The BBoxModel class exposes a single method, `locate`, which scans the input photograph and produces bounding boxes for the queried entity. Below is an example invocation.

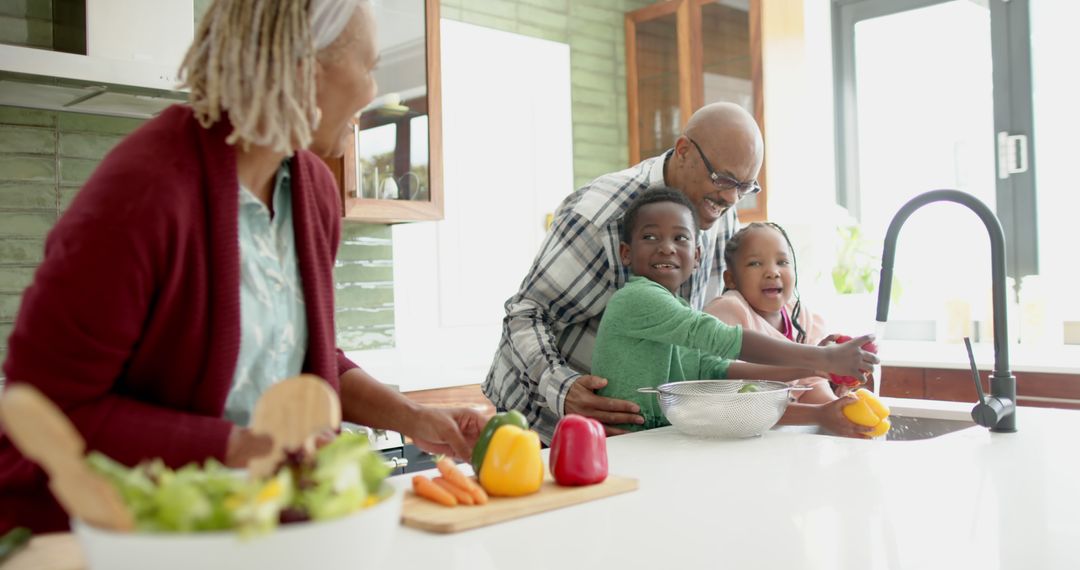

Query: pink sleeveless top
[703,290,830,401]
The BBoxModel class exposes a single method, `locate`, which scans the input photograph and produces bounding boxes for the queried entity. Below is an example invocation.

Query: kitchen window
[832,0,1078,351]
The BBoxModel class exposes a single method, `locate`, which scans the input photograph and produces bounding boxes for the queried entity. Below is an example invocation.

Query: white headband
[310,0,363,50]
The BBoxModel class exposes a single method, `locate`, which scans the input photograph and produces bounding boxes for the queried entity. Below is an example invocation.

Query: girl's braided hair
[723,222,807,343]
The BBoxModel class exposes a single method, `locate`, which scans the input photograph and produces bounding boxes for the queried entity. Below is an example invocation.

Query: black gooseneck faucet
[875,189,1017,432]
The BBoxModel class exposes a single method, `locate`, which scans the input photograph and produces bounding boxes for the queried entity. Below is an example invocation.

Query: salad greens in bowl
[74,432,402,570]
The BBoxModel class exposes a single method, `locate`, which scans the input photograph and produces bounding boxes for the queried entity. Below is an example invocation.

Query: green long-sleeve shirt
[593,276,744,431]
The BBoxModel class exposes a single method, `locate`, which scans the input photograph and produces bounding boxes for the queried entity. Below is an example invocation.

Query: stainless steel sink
[773,415,977,441]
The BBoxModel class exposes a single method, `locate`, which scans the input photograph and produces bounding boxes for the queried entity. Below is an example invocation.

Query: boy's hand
[564,375,645,436]
[816,395,873,438]
[823,334,879,378]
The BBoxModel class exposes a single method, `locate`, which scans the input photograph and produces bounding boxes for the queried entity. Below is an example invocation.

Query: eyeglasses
[687,137,761,197]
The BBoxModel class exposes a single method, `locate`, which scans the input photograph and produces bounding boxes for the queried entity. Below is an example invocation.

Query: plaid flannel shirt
[482,152,739,442]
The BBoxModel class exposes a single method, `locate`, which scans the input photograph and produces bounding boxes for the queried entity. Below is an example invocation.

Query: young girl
[705,222,848,404]
[592,189,877,433]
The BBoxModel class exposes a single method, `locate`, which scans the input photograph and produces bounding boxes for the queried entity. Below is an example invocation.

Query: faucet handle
[963,337,987,406]
[964,337,1007,427]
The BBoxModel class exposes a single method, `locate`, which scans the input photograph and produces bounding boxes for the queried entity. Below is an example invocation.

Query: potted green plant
[828,225,900,332]
[832,225,878,295]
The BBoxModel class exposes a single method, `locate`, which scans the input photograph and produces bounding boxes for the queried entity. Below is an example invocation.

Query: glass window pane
[700,0,759,213]
[852,1,996,342]
[367,0,430,202]
[701,1,752,110]
[1029,0,1080,344]
[409,115,430,201]
[356,124,397,200]
[635,13,681,159]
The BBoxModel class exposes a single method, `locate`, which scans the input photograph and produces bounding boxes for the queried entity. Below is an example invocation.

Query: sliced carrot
[412,475,457,507]
[436,457,489,505]
[433,476,475,505]
[469,476,490,505]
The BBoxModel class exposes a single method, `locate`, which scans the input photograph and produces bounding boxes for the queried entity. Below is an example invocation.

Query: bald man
[483,103,765,442]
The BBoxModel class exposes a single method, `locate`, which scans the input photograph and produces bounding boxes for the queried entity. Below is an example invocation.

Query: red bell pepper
[549,414,608,486]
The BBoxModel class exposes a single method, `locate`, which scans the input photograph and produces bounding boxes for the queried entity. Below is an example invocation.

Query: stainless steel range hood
[0,0,194,119]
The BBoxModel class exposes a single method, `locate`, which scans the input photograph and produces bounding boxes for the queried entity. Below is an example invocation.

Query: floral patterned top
[224,161,308,426]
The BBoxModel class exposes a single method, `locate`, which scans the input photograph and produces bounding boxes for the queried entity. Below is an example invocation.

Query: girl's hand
[832,383,853,397]
[822,334,879,377]
[816,395,873,438]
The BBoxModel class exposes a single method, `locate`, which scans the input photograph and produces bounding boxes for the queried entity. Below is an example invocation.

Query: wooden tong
[246,374,341,479]
[0,384,134,531]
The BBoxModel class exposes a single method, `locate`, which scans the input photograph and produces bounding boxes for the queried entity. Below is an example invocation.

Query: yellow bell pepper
[843,388,892,437]
[478,425,544,497]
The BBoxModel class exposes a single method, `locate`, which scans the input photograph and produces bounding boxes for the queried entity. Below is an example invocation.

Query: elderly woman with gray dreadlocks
[0,0,485,533]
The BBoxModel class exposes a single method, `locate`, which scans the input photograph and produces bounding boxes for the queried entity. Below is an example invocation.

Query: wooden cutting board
[400,475,638,533]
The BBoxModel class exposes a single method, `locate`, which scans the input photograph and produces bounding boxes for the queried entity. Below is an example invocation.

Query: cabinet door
[626,0,767,221]
[626,0,693,164]
[320,0,444,223]
[693,0,766,221]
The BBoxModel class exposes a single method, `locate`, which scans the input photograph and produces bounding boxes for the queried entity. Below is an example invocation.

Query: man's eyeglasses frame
[686,137,761,198]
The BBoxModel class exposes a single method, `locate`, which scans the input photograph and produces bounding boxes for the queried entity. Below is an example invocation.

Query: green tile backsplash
[0,0,52,48]
[0,105,397,369]
[335,221,395,350]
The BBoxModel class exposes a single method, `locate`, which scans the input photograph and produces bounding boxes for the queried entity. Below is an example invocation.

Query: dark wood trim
[676,0,693,133]
[630,0,684,22]
[876,366,1080,410]
[625,12,641,165]
[689,0,705,112]
[876,366,923,399]
[402,384,496,418]
[740,0,767,222]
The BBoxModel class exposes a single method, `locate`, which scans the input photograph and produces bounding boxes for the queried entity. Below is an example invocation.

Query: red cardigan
[0,106,359,533]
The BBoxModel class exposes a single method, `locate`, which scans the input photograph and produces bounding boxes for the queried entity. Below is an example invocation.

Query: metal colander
[637,380,808,438]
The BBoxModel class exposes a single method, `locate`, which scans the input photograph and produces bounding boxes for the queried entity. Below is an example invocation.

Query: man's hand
[405,406,488,461]
[815,395,873,438]
[563,375,644,436]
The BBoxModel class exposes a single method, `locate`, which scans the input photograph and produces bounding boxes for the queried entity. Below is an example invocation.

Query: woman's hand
[224,426,274,468]
[815,395,873,438]
[404,406,488,461]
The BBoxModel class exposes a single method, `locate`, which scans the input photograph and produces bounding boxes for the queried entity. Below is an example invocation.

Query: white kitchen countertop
[387,400,1080,570]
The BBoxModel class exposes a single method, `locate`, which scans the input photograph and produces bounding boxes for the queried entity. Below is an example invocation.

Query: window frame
[831,0,1039,282]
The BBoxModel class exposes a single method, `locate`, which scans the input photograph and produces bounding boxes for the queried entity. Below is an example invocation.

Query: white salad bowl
[73,483,403,570]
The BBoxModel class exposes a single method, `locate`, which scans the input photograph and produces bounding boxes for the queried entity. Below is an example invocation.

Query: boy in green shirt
[594,188,878,431]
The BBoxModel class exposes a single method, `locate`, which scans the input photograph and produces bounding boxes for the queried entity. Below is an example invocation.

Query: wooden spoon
[246,375,341,479]
[0,384,134,531]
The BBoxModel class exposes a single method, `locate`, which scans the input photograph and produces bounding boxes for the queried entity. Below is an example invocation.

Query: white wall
[758,0,850,306]
[347,20,574,392]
